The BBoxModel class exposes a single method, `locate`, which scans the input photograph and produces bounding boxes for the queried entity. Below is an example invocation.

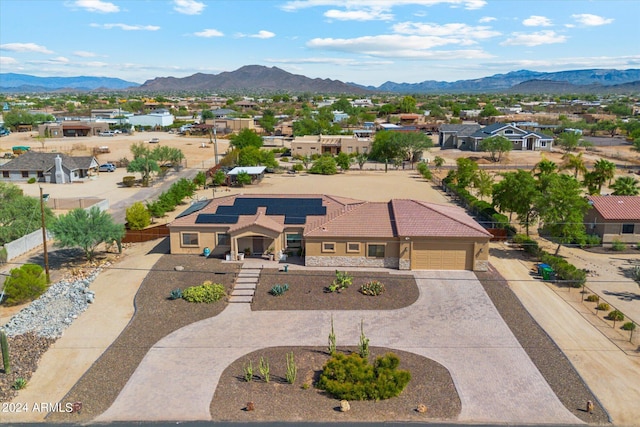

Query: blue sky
[1,0,638,86]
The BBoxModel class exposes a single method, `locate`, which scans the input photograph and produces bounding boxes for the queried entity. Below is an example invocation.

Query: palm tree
[610,176,640,196]
[592,158,617,193]
[561,152,587,179]
[532,158,557,178]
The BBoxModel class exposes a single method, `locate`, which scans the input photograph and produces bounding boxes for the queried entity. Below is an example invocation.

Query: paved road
[96,269,580,424]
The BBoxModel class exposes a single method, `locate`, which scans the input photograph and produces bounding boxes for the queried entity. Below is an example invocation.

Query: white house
[128,109,174,128]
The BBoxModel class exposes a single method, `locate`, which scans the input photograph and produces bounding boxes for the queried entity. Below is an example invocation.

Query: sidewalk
[3,239,166,423]
[490,243,640,426]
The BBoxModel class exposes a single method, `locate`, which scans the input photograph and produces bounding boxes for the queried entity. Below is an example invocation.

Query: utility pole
[213,125,219,165]
[39,186,50,283]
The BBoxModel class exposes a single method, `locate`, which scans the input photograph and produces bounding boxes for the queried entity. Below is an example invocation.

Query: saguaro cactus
[1,330,10,374]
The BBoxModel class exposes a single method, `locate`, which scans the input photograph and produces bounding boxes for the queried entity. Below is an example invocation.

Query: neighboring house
[584,196,640,246]
[291,134,372,157]
[168,194,491,271]
[0,151,99,183]
[440,122,553,151]
[38,121,108,138]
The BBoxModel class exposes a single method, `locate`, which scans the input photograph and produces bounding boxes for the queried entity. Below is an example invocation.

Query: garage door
[411,242,473,270]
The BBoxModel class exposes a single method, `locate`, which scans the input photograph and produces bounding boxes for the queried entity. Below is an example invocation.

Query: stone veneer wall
[474,260,489,272]
[306,256,399,269]
[399,259,411,270]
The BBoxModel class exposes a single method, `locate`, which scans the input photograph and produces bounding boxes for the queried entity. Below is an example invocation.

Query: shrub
[316,352,411,401]
[269,284,289,296]
[622,322,636,331]
[580,234,601,248]
[122,176,136,187]
[182,281,226,303]
[328,270,352,292]
[2,264,47,306]
[0,247,7,265]
[286,352,297,384]
[281,156,289,163]
[243,360,254,382]
[27,177,36,184]
[585,294,600,303]
[168,288,182,300]
[309,156,338,175]
[596,302,611,311]
[259,357,270,382]
[292,163,304,172]
[12,377,27,390]
[608,310,624,322]
[611,239,625,251]
[360,280,386,296]
[126,202,151,230]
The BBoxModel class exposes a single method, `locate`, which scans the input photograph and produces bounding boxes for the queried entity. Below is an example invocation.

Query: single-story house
[226,166,266,185]
[38,121,109,138]
[168,194,492,271]
[584,195,640,246]
[440,122,553,151]
[291,135,372,156]
[0,151,98,183]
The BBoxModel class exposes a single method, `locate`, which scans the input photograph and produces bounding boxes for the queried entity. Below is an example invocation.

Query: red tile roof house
[168,194,492,271]
[585,196,640,247]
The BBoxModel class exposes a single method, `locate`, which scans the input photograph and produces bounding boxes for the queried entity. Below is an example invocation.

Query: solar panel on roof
[176,199,212,219]
[196,197,327,225]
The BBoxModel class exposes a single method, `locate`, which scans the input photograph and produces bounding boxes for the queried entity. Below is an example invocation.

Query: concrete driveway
[96,270,581,425]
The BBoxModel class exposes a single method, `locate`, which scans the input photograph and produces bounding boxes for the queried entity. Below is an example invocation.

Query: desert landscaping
[1,129,640,425]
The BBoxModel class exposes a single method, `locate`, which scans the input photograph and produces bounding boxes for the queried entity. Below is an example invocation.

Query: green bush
[2,264,47,306]
[622,322,636,331]
[611,239,626,251]
[309,156,338,175]
[0,247,7,264]
[316,352,411,401]
[12,377,27,390]
[596,302,611,311]
[328,270,352,292]
[281,156,289,163]
[27,177,36,184]
[125,202,151,230]
[182,281,226,303]
[360,280,385,296]
[608,309,624,322]
[269,284,289,296]
[292,163,304,172]
[513,234,540,256]
[586,294,600,303]
[580,234,601,248]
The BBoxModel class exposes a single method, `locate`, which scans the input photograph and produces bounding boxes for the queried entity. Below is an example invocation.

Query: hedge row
[445,183,513,231]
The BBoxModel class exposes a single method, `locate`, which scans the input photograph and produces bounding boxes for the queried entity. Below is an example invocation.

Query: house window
[622,224,635,234]
[286,233,302,249]
[347,242,361,253]
[37,171,44,178]
[540,141,547,147]
[21,171,29,178]
[322,242,336,253]
[504,130,513,135]
[217,233,230,246]
[181,232,199,247]
[347,146,353,153]
[2,171,8,178]
[367,244,385,258]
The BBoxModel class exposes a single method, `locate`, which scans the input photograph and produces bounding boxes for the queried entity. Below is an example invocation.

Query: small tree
[193,171,207,189]
[309,156,338,175]
[355,152,368,170]
[49,206,125,261]
[479,135,512,162]
[235,171,252,187]
[212,170,226,187]
[126,202,151,230]
[336,152,352,172]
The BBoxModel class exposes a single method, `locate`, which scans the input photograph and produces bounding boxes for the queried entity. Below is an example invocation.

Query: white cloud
[281,0,486,13]
[194,29,224,38]
[69,0,119,13]
[0,43,53,54]
[501,30,567,46]
[173,0,206,15]
[49,56,70,64]
[485,54,640,71]
[522,15,552,27]
[265,57,393,66]
[479,16,496,23]
[85,61,109,68]
[74,50,97,57]
[307,34,493,59]
[251,30,276,39]
[0,56,18,66]
[571,14,613,26]
[90,23,160,31]
[324,8,393,21]
[393,22,501,40]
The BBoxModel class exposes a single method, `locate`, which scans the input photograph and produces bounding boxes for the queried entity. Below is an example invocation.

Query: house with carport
[0,151,98,183]
[168,194,491,271]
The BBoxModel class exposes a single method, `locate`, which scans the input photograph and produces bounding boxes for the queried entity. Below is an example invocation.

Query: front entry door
[252,236,264,254]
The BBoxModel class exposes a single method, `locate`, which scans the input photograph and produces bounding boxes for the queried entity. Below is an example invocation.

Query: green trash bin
[541,266,554,281]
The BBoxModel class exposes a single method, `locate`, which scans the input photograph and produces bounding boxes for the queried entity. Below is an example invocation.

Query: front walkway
[96,268,581,424]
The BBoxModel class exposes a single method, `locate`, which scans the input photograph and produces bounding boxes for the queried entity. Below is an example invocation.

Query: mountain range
[1,66,639,94]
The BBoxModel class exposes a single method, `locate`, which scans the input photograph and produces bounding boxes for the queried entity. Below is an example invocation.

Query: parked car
[99,131,115,137]
[148,137,160,143]
[99,163,116,172]
[0,127,10,137]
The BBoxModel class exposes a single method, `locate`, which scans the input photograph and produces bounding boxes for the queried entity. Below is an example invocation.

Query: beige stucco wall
[584,210,640,246]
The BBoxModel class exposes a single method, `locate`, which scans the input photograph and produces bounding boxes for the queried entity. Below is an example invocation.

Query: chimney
[54,155,65,184]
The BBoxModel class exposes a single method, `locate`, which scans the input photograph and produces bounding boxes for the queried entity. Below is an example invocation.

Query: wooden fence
[123,223,170,243]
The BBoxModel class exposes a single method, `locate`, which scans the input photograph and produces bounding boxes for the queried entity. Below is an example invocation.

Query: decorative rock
[174,265,185,271]
[417,404,428,413]
[340,400,350,412]
[245,401,255,411]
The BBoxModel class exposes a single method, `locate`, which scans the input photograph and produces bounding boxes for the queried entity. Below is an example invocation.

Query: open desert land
[2,130,640,425]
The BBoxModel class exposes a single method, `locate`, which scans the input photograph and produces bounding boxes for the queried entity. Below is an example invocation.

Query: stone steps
[229,267,261,304]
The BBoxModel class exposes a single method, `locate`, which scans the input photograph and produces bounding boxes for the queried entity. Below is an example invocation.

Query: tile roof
[171,194,491,240]
[587,196,640,220]
[392,199,492,237]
